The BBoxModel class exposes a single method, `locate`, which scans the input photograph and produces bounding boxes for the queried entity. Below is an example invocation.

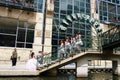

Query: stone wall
[0,47,32,61]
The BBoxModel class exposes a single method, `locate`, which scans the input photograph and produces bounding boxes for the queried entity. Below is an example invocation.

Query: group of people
[10,33,83,70]
[26,50,44,70]
[11,49,44,70]
[58,33,83,60]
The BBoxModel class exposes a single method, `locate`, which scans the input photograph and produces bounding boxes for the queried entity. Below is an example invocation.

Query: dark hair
[31,52,35,58]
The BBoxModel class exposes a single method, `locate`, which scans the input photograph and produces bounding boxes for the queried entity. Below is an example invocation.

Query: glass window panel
[80,2,84,7]
[54,7,59,12]
[0,18,17,34]
[118,15,120,21]
[19,21,27,28]
[86,0,90,3]
[17,43,24,48]
[0,35,15,47]
[108,3,116,13]
[60,0,67,11]
[80,8,85,13]
[26,44,32,48]
[17,29,25,42]
[0,0,44,12]
[52,39,57,45]
[67,5,73,10]
[54,2,59,6]
[118,6,120,14]
[26,30,34,43]
[67,10,72,14]
[60,10,67,14]
[28,24,35,29]
[108,13,116,21]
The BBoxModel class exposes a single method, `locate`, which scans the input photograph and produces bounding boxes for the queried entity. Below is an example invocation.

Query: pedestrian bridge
[37,26,120,76]
[36,12,120,75]
[102,26,120,49]
[38,49,102,75]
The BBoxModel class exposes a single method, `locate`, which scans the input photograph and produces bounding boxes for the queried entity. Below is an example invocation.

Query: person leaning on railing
[70,36,77,54]
[58,40,65,60]
[64,37,72,57]
[37,51,43,67]
[75,33,83,52]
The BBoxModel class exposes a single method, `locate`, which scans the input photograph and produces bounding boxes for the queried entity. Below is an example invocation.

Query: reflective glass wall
[52,0,91,53]
[99,0,120,23]
[0,0,44,12]
[0,17,35,48]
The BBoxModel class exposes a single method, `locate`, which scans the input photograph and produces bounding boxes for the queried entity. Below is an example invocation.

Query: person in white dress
[26,52,37,71]
[75,33,83,51]
[58,40,65,60]
[71,36,77,54]
[65,37,71,57]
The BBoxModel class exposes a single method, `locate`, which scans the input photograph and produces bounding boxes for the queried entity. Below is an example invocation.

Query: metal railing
[37,41,102,68]
[0,0,42,12]
[102,27,120,47]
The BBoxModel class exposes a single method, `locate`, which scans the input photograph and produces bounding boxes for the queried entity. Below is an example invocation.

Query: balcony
[0,0,43,12]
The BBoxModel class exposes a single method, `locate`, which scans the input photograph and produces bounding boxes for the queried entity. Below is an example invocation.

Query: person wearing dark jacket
[11,48,18,66]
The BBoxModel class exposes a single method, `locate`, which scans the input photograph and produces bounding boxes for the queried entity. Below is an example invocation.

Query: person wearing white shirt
[26,52,37,71]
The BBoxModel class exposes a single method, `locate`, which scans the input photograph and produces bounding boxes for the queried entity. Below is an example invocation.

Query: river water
[0,76,87,80]
[0,74,119,80]
[0,75,120,80]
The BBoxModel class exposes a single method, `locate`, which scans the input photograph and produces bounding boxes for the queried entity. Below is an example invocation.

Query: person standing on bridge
[71,36,77,54]
[65,37,72,57]
[58,40,65,60]
[75,33,83,52]
[37,51,43,67]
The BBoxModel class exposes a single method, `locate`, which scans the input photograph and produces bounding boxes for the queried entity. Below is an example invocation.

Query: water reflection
[0,74,81,80]
[0,75,119,80]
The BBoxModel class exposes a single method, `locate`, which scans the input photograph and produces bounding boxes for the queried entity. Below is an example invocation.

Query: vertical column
[43,17,52,53]
[33,13,44,53]
[43,0,54,53]
[91,0,99,49]
[112,61,118,80]
[76,58,88,77]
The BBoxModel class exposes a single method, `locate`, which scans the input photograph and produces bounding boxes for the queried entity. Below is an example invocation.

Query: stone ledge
[0,70,39,77]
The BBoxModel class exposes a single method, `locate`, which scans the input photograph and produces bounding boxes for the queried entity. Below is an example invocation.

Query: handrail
[102,27,120,47]
[0,0,40,12]
[37,41,101,68]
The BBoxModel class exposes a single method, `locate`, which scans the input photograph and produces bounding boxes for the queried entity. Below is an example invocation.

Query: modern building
[0,0,119,61]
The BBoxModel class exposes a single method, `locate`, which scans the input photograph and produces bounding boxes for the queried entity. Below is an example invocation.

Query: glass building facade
[99,0,120,22]
[0,0,120,51]
[52,0,92,53]
[0,0,44,12]
[0,0,45,48]
[0,17,35,48]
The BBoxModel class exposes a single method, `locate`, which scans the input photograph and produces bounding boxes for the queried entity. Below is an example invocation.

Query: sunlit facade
[0,0,119,60]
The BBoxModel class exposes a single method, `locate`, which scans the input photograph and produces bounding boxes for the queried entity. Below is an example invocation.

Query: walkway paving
[0,61,39,76]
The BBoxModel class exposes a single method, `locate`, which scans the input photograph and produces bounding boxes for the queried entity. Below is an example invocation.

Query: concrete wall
[0,6,53,61]
[0,47,32,61]
[76,54,120,77]
[76,54,103,77]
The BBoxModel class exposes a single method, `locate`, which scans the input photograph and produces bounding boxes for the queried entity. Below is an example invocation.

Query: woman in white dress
[75,33,83,51]
[26,52,37,70]
[71,36,77,54]
[58,40,65,60]
[65,37,71,57]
